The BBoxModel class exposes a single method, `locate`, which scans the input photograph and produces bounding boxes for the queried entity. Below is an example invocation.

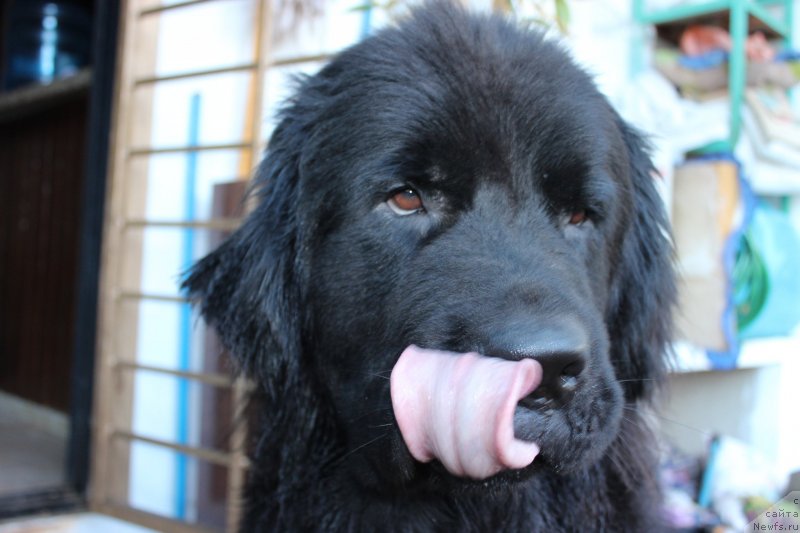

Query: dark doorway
[0,0,119,517]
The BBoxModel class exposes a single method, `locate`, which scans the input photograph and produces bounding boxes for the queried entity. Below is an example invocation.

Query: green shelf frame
[632,0,794,152]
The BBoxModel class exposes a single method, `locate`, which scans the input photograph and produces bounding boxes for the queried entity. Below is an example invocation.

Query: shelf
[747,167,800,195]
[690,139,735,155]
[748,1,790,37]
[633,0,794,152]
[0,69,92,123]
[635,0,791,39]
[670,335,799,373]
[636,0,738,24]
[739,336,800,367]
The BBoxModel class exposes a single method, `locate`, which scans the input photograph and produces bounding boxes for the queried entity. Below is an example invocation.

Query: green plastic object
[736,203,800,338]
[733,230,770,330]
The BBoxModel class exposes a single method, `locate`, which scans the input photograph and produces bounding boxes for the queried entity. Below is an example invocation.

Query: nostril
[559,362,582,392]
[561,360,584,377]
[537,352,584,395]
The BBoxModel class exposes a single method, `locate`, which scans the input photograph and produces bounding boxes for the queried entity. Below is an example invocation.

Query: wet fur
[185,3,675,531]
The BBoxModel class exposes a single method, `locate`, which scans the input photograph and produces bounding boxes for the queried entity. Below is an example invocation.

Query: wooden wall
[0,96,89,412]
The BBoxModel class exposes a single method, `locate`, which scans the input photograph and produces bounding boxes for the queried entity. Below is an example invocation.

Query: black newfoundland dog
[186,2,675,531]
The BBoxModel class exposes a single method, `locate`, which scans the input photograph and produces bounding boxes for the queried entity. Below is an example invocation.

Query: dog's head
[186,2,673,491]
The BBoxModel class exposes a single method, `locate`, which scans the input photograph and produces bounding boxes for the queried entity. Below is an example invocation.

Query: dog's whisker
[351,406,394,420]
[336,368,394,380]
[655,415,715,438]
[330,433,390,467]
[620,414,641,427]
[623,406,713,438]
[605,445,629,476]
[615,420,637,443]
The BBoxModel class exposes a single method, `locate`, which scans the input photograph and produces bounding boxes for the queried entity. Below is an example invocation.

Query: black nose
[484,319,588,402]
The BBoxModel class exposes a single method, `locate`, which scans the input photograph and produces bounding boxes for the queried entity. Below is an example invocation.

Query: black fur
[185,3,675,531]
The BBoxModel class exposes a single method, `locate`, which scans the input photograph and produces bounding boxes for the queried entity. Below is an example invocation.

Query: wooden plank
[128,142,250,156]
[0,69,92,123]
[225,377,251,532]
[111,430,234,467]
[139,0,214,17]
[115,361,235,388]
[124,218,243,231]
[270,53,332,67]
[90,0,158,513]
[118,291,187,303]
[133,63,257,85]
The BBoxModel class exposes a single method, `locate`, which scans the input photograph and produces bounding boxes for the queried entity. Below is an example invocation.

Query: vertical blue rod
[175,93,201,519]
[360,4,373,39]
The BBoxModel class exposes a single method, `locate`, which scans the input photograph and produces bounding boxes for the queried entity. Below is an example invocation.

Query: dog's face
[186,3,673,494]
[306,36,629,478]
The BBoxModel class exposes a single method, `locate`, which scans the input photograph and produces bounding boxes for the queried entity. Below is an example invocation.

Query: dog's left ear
[181,120,307,385]
[608,121,676,402]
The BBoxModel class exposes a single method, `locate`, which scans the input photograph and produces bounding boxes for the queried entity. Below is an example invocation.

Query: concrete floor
[0,394,155,532]
[0,392,67,497]
[0,513,155,533]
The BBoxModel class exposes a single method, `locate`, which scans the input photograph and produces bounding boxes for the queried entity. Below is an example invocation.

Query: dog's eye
[568,210,587,225]
[388,188,424,215]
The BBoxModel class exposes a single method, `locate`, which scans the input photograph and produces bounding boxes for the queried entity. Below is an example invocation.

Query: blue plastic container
[3,1,92,90]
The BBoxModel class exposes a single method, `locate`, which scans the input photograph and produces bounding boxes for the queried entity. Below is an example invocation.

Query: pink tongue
[390,345,543,479]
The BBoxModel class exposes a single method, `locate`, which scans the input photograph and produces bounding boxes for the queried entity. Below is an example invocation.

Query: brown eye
[388,188,424,215]
[568,210,587,225]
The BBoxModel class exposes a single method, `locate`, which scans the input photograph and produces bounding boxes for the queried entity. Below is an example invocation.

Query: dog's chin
[515,404,622,474]
[425,453,579,494]
[402,401,623,494]
[428,460,543,492]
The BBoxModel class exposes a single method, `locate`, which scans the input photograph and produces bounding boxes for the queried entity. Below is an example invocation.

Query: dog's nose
[484,320,588,401]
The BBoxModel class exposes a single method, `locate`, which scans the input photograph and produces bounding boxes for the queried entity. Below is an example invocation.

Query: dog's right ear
[183,123,304,383]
